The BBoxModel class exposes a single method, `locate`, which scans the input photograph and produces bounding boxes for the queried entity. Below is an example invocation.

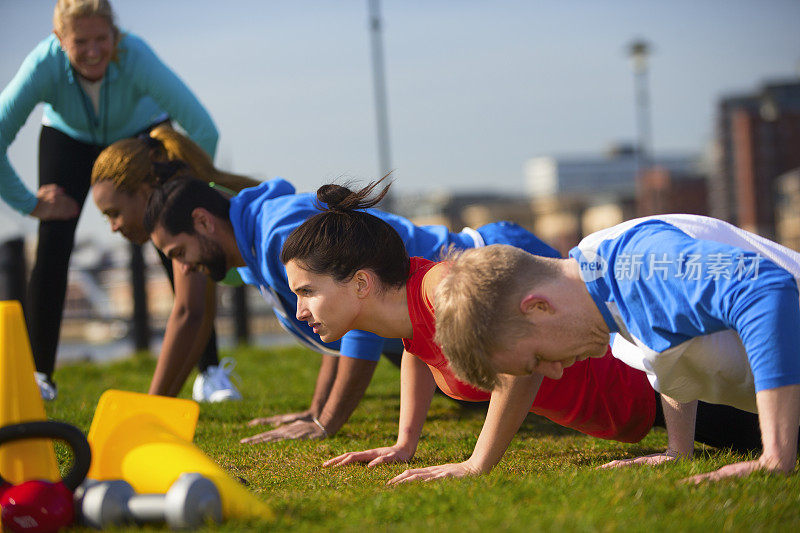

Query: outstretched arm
[323,350,437,467]
[241,355,378,443]
[149,264,215,396]
[685,384,800,483]
[246,353,339,428]
[387,373,542,484]
[600,394,697,469]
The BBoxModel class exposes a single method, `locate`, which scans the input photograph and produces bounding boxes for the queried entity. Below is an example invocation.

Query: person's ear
[191,207,215,235]
[353,270,372,299]
[533,359,564,380]
[520,293,553,320]
[136,182,153,203]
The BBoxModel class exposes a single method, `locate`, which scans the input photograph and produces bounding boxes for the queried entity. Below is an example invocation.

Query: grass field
[46,344,800,532]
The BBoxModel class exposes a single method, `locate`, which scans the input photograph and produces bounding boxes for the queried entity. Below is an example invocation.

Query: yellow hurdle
[87,390,273,521]
[0,300,59,484]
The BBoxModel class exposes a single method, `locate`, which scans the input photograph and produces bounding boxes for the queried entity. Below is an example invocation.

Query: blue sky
[1,0,799,241]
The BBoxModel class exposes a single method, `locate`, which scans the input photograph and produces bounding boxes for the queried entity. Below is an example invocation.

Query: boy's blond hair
[434,244,559,390]
[91,124,258,193]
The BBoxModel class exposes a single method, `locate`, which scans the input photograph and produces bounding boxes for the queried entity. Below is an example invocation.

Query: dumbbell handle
[79,473,222,529]
[126,493,168,523]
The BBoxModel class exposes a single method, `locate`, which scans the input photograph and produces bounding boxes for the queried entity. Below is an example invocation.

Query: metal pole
[629,40,653,171]
[130,242,150,351]
[367,0,393,210]
[232,285,250,345]
[628,39,656,210]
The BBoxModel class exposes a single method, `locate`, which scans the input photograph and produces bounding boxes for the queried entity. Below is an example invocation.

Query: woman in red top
[280,178,761,484]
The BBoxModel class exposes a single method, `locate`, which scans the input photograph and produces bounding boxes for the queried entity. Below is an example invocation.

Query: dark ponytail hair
[281,177,409,289]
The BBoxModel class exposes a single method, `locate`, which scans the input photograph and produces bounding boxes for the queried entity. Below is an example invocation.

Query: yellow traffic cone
[87,390,273,521]
[0,300,59,484]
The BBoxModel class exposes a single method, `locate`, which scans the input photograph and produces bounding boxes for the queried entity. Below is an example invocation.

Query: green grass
[46,344,800,532]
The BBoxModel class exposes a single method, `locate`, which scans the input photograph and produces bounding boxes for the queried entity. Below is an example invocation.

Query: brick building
[710,79,800,239]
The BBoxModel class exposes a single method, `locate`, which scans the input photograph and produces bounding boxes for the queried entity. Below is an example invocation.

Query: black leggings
[26,126,218,378]
[653,393,796,454]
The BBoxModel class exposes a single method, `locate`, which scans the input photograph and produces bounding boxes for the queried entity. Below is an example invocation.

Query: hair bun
[315,176,392,213]
[317,184,354,211]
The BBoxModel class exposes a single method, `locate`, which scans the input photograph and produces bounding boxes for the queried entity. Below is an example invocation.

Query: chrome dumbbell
[79,472,222,529]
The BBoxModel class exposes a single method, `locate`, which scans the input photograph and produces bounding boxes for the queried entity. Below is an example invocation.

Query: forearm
[660,395,698,457]
[395,351,437,454]
[309,354,339,416]
[130,36,219,157]
[149,304,210,395]
[1,63,42,214]
[316,356,378,435]
[756,384,800,472]
[466,373,543,473]
[149,274,215,396]
[172,300,216,396]
[0,156,37,214]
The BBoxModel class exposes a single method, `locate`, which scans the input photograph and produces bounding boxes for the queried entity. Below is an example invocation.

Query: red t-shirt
[402,257,655,443]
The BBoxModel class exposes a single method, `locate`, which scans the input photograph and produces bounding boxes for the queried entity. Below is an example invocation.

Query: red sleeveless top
[402,257,655,442]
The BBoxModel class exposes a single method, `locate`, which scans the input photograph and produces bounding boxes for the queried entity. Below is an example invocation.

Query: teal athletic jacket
[0,32,218,214]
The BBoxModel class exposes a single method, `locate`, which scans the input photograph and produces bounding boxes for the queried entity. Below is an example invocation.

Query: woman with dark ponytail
[282,179,765,484]
[91,125,259,401]
[281,180,409,293]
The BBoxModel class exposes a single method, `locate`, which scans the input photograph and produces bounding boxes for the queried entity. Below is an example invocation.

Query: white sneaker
[192,358,242,403]
[34,372,58,401]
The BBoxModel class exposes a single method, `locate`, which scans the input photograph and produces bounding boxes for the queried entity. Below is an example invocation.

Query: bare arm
[323,350,437,467]
[388,373,543,484]
[246,353,339,428]
[241,355,379,443]
[600,395,697,469]
[662,395,697,458]
[148,262,215,396]
[685,384,800,483]
[309,354,339,415]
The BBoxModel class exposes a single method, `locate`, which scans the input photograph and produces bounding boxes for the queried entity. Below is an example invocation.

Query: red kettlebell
[0,421,91,533]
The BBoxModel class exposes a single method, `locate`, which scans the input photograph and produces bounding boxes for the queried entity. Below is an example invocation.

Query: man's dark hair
[280,177,409,288]
[144,176,230,237]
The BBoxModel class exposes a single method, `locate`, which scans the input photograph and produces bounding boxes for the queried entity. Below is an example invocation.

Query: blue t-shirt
[0,33,218,214]
[570,214,800,412]
[230,179,559,361]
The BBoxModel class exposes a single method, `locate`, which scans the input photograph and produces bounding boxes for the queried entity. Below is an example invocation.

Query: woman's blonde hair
[53,0,121,46]
[91,124,259,194]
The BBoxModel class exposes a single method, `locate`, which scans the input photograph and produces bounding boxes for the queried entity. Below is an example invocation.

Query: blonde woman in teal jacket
[0,0,218,399]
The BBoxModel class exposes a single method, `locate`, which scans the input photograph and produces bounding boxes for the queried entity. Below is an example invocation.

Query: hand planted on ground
[387,461,478,485]
[323,445,412,468]
[240,419,324,444]
[247,410,313,428]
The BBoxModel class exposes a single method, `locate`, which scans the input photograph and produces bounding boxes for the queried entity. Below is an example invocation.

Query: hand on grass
[323,445,413,468]
[30,185,79,220]
[387,461,478,485]
[682,455,793,484]
[598,450,679,469]
[240,419,325,444]
[247,410,313,428]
